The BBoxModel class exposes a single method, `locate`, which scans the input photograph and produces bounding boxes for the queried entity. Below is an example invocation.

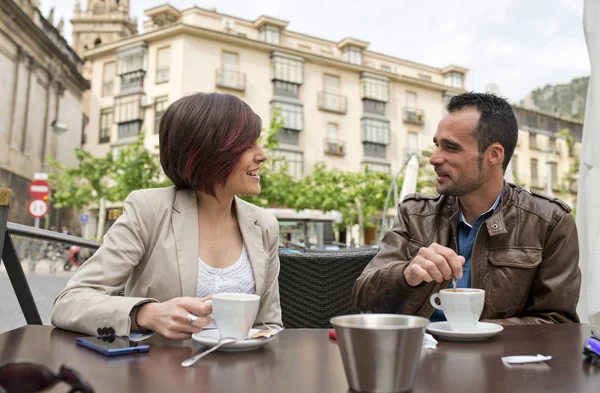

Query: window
[381,65,391,72]
[118,121,141,140]
[549,137,557,151]
[531,158,539,184]
[218,51,241,89]
[529,132,537,149]
[363,162,391,174]
[327,123,338,141]
[361,76,389,102]
[260,25,280,45]
[154,96,168,134]
[444,72,463,89]
[99,109,113,143]
[362,118,390,145]
[341,46,362,65]
[272,149,303,180]
[321,74,342,111]
[364,143,386,158]
[156,46,171,84]
[363,99,385,115]
[118,51,146,74]
[273,81,299,98]
[407,132,418,159]
[102,62,116,97]
[114,94,141,123]
[272,55,303,84]
[406,92,417,109]
[273,102,303,131]
[324,74,340,94]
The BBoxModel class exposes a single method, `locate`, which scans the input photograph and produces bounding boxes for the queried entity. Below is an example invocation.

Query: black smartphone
[76,336,150,357]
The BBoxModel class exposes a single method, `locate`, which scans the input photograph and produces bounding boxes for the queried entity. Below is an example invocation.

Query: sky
[39,0,590,103]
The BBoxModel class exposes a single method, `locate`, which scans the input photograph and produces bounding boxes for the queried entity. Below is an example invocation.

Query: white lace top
[196,244,256,298]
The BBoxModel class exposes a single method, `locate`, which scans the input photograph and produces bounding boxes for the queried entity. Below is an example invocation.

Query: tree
[242,106,299,208]
[50,132,169,238]
[558,128,579,217]
[416,148,437,194]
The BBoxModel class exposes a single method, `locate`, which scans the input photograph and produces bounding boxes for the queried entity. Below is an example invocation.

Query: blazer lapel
[235,197,267,296]
[172,188,199,297]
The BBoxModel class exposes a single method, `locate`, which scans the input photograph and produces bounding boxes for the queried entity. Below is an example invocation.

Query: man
[352,92,581,324]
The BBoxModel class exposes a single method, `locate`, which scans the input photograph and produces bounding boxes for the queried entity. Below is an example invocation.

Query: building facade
[75,3,582,243]
[511,106,582,209]
[80,4,468,180]
[0,0,89,226]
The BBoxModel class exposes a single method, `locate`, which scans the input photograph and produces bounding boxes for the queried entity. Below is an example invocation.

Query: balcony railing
[324,138,345,156]
[403,107,425,125]
[119,70,145,93]
[216,69,246,91]
[318,92,347,114]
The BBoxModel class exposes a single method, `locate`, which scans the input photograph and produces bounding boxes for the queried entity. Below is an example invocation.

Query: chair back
[278,249,377,328]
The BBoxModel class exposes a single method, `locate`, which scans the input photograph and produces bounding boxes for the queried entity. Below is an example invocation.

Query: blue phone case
[76,337,150,357]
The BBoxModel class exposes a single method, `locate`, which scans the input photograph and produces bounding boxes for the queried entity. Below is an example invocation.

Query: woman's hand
[136,296,213,340]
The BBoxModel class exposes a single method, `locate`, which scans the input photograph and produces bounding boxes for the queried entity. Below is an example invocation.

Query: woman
[52,93,282,340]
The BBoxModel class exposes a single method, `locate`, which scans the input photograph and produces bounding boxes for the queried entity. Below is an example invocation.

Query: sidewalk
[0,257,77,277]
[0,258,75,333]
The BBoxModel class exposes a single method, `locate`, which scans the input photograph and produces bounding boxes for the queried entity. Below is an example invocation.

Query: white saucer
[191,329,275,352]
[426,322,504,341]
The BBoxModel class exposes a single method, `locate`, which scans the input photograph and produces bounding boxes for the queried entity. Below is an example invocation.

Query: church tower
[71,0,137,57]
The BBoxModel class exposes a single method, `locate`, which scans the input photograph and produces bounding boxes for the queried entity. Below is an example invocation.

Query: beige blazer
[51,187,282,337]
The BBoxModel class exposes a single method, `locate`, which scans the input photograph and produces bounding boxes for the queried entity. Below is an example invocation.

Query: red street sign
[29,179,50,200]
[28,199,49,218]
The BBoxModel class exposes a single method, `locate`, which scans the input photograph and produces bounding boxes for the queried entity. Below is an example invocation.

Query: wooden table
[0,324,599,392]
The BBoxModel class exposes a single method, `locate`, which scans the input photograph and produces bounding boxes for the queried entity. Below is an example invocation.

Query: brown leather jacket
[352,182,581,324]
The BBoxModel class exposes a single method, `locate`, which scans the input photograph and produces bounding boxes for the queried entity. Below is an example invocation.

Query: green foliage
[49,132,170,209]
[523,76,588,121]
[297,164,393,228]
[557,128,579,209]
[241,107,393,229]
[416,149,437,194]
[108,133,172,201]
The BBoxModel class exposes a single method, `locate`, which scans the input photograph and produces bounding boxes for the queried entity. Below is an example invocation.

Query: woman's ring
[186,313,198,325]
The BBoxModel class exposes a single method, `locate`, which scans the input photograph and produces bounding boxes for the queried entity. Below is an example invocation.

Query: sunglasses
[0,361,94,393]
[583,332,600,364]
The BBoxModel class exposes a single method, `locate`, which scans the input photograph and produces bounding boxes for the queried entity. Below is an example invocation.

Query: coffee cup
[429,289,485,332]
[205,293,260,339]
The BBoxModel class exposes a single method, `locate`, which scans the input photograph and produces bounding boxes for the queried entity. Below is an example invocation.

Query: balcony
[216,69,246,91]
[403,107,425,125]
[119,70,145,93]
[324,138,345,156]
[318,92,347,114]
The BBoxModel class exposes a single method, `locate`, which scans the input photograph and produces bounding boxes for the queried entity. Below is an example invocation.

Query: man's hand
[136,296,213,340]
[403,243,465,287]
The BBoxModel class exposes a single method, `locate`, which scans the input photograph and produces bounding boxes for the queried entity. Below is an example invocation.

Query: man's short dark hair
[159,92,262,196]
[447,92,518,171]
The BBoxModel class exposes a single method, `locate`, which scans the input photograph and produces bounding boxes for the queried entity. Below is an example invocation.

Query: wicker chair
[278,249,377,328]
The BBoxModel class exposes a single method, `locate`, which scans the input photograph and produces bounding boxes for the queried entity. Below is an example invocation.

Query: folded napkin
[329,329,437,349]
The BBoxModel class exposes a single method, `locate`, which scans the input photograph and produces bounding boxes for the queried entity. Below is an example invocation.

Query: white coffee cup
[430,289,485,332]
[205,293,260,339]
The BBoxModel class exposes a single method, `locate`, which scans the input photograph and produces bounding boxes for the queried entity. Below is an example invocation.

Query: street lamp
[47,120,68,230]
[541,147,554,196]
